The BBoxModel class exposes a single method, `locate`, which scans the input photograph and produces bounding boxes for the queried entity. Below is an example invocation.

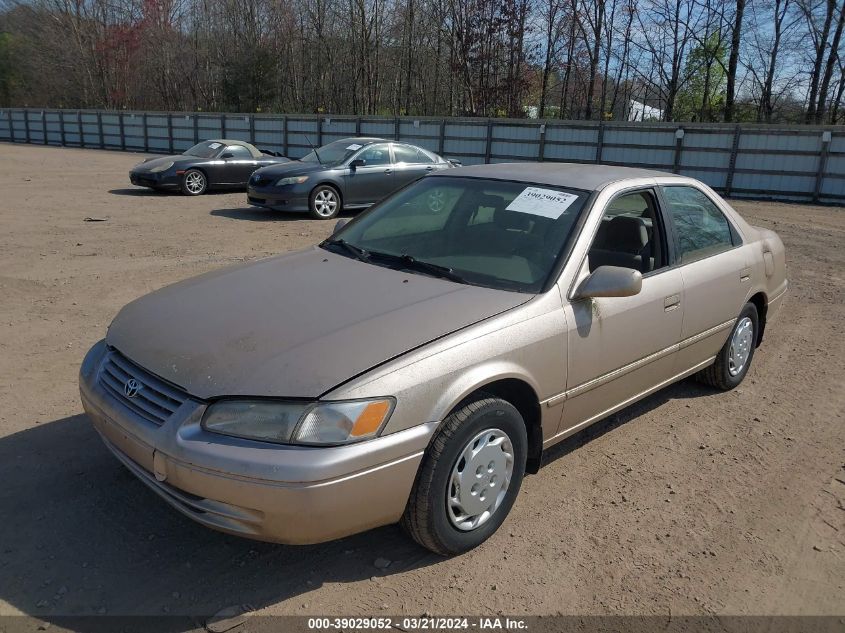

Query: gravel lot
[0,144,842,623]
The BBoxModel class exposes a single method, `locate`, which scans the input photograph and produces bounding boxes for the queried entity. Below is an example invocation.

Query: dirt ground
[0,143,842,623]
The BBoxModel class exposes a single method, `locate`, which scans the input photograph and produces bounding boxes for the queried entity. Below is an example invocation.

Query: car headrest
[499,211,532,232]
[606,216,648,252]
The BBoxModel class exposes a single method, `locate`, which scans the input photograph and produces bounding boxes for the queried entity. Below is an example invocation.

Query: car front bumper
[246,184,311,212]
[79,340,434,544]
[129,170,180,189]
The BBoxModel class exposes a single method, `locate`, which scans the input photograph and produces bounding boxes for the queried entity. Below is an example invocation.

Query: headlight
[149,161,174,173]
[202,398,394,445]
[275,175,309,186]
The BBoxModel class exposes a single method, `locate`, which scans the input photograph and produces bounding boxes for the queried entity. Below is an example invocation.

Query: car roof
[430,162,671,192]
[207,139,262,158]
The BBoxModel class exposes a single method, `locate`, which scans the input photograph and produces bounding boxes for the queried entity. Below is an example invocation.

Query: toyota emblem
[124,378,143,398]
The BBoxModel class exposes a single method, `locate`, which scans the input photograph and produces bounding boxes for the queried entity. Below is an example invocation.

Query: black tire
[308,184,342,220]
[696,302,759,390]
[180,169,207,196]
[401,395,527,556]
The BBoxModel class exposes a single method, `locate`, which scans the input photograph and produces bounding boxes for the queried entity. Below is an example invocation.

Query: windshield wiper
[392,254,466,284]
[322,238,370,262]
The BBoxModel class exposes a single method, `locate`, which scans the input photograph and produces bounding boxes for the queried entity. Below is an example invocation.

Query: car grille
[251,174,272,187]
[98,350,188,425]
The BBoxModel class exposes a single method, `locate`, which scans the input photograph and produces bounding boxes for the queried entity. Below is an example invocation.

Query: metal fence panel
[0,108,842,202]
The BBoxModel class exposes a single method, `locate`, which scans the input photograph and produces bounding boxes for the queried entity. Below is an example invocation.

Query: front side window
[356,144,391,166]
[588,190,666,274]
[663,186,735,264]
[225,145,252,159]
[326,176,590,293]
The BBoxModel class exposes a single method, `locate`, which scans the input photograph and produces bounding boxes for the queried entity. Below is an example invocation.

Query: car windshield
[324,176,590,293]
[183,141,224,158]
[301,139,369,165]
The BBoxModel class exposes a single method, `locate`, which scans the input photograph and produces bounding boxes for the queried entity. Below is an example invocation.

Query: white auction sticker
[506,187,578,219]
[208,142,222,149]
[346,144,363,151]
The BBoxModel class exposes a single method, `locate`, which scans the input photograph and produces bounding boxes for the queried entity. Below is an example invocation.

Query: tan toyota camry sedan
[79,163,787,555]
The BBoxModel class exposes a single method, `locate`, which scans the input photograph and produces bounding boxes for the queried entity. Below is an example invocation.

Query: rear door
[659,184,751,371]
[391,144,436,189]
[344,143,395,206]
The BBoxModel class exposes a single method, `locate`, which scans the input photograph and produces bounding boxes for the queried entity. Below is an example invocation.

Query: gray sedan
[247,137,456,219]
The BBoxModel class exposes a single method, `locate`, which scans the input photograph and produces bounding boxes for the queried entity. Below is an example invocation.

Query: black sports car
[129,140,290,195]
[246,138,457,219]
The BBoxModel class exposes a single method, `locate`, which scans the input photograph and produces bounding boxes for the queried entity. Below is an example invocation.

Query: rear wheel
[181,169,207,196]
[401,395,527,556]
[696,302,759,390]
[309,185,341,220]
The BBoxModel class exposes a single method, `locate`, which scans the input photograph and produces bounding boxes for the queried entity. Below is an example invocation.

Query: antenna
[304,135,322,164]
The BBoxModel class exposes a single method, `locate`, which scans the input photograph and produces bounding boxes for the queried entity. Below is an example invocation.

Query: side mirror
[220,152,234,159]
[573,266,642,300]
[349,158,366,169]
[332,218,349,234]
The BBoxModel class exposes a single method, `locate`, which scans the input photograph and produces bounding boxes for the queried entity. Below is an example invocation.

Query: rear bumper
[79,340,433,544]
[246,185,310,212]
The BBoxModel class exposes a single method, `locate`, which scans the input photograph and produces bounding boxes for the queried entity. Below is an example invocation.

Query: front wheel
[401,396,527,556]
[309,185,341,220]
[696,302,759,390]
[181,169,207,196]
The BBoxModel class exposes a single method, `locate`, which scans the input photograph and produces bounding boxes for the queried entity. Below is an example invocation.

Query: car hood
[253,161,328,179]
[133,155,197,171]
[106,248,531,399]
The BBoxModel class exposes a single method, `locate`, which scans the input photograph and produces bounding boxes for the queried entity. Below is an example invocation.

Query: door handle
[425,166,434,171]
[384,169,392,174]
[740,268,751,282]
[664,294,680,312]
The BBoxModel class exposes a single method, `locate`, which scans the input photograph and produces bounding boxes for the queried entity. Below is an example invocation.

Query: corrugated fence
[1,108,843,203]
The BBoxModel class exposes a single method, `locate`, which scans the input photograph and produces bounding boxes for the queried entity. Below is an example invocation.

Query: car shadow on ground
[210,208,357,222]
[0,414,439,629]
[541,378,718,467]
[109,189,234,197]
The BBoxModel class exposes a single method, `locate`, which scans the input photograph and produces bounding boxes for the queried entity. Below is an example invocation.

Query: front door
[222,144,259,184]
[559,189,685,437]
[344,143,395,206]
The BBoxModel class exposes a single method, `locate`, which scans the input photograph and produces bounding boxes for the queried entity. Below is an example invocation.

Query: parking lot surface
[0,144,842,620]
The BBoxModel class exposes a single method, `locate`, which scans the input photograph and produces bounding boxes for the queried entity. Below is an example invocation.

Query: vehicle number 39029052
[307,617,473,630]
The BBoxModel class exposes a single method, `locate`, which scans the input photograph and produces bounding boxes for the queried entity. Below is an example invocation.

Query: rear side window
[393,144,435,164]
[662,186,736,264]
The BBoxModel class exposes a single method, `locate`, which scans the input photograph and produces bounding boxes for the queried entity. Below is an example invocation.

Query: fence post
[59,110,66,146]
[595,121,605,163]
[192,113,199,144]
[7,110,13,142]
[317,116,323,145]
[439,119,446,156]
[282,115,288,156]
[142,112,148,152]
[538,123,547,161]
[42,111,48,145]
[118,112,125,151]
[249,114,255,145]
[394,117,400,140]
[813,130,832,203]
[24,109,30,143]
[484,119,493,163]
[97,111,104,149]
[725,125,741,197]
[673,128,684,174]
[78,110,85,148]
[167,113,173,153]
[220,113,227,138]
[355,117,361,136]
